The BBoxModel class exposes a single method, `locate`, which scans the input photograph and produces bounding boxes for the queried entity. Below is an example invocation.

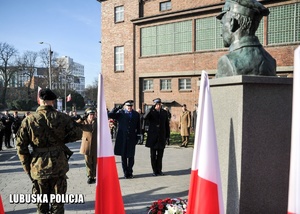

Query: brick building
[98,0,300,130]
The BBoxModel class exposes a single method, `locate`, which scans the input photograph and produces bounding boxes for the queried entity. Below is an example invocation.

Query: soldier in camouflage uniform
[16,88,83,214]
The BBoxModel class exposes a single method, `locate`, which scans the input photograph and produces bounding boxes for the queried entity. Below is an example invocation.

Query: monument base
[210,76,293,213]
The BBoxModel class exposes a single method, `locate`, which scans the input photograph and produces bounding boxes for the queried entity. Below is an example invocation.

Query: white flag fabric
[37,86,42,104]
[187,70,224,214]
[95,74,125,214]
[288,46,300,214]
[66,94,71,102]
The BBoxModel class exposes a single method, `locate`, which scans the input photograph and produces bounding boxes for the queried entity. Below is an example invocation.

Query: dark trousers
[150,148,164,174]
[0,131,4,150]
[4,130,12,147]
[121,156,134,176]
[32,176,67,214]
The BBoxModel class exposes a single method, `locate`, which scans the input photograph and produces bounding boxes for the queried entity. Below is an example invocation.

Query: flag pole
[95,74,125,214]
[187,70,224,214]
[287,46,300,214]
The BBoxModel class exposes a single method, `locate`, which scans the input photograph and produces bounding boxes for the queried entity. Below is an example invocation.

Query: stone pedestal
[210,76,293,214]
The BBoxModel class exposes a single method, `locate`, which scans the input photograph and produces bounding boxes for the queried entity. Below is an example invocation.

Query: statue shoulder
[216,55,235,77]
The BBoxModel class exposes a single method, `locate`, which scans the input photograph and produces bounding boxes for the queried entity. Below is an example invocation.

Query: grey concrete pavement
[0,141,193,214]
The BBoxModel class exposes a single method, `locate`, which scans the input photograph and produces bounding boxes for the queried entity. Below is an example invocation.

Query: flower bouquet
[147,197,188,214]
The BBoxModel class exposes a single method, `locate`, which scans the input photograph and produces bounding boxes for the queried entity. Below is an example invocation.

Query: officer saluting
[16,88,82,214]
[144,98,170,176]
[108,100,140,179]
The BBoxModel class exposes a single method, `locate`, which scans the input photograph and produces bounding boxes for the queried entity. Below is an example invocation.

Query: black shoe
[127,174,134,179]
[152,173,157,176]
[180,144,185,147]
[157,172,165,176]
[87,177,95,184]
[8,145,13,148]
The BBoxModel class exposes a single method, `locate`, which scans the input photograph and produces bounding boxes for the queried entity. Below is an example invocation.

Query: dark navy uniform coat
[108,108,140,158]
[143,107,170,150]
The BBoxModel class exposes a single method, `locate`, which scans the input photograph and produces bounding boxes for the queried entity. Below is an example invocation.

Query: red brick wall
[101,0,139,108]
[100,0,299,130]
[143,0,225,17]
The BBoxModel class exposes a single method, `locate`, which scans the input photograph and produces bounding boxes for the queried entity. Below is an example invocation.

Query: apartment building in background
[98,0,300,130]
[55,56,86,96]
[6,56,85,96]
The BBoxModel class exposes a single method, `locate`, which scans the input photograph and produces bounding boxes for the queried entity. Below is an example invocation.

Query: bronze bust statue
[216,0,276,78]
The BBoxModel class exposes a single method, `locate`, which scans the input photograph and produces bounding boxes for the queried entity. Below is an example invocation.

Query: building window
[141,20,192,56]
[143,79,153,91]
[160,1,171,11]
[268,3,300,45]
[179,78,191,90]
[115,5,124,23]
[196,17,223,51]
[160,79,171,90]
[114,46,124,72]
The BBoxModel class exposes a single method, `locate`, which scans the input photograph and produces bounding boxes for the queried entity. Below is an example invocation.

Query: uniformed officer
[77,107,98,184]
[108,100,140,179]
[144,98,170,176]
[216,0,276,77]
[16,88,82,214]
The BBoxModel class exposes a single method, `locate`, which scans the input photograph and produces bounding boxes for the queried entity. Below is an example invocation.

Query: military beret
[85,107,96,115]
[124,100,134,106]
[216,0,269,20]
[153,98,162,104]
[39,88,57,100]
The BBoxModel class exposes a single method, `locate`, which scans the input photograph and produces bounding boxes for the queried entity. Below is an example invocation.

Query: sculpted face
[220,12,233,47]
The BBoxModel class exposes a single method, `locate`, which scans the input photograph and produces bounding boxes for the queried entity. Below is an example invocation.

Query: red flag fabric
[287,46,300,214]
[66,94,71,102]
[0,194,5,214]
[95,74,125,214]
[187,71,224,214]
[37,86,42,104]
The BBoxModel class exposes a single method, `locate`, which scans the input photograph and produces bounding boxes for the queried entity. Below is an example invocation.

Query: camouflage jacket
[16,105,83,180]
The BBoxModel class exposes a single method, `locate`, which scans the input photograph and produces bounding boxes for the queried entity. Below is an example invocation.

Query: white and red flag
[287,46,300,214]
[187,70,224,214]
[37,86,42,104]
[95,74,125,214]
[66,94,71,102]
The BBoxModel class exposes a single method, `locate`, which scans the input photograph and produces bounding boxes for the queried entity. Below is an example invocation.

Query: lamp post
[39,42,52,89]
[65,74,67,112]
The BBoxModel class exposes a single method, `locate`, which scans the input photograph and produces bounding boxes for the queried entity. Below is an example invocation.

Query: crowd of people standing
[2,88,197,213]
[0,110,29,150]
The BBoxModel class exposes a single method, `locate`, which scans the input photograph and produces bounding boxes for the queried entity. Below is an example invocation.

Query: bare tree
[0,42,19,106]
[17,51,38,98]
[39,48,58,88]
[84,78,98,106]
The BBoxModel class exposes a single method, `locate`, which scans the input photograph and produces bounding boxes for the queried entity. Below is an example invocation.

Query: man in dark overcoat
[108,100,140,179]
[144,98,170,176]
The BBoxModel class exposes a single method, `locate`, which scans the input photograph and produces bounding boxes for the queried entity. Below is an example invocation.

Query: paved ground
[0,141,193,214]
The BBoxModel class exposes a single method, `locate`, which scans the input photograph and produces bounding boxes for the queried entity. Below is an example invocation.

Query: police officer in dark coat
[1,110,13,148]
[108,100,140,179]
[144,98,170,176]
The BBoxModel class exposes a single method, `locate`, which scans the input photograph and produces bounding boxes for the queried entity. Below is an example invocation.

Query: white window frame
[143,79,153,91]
[160,1,171,11]
[179,78,191,90]
[114,46,124,72]
[115,5,124,23]
[160,79,171,90]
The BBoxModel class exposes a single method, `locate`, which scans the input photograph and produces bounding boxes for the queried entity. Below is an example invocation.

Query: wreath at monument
[147,197,187,214]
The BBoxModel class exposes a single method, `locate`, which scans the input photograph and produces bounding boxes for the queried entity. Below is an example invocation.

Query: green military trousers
[32,176,67,214]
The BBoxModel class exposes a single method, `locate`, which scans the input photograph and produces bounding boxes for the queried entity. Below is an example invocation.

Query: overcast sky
[0,0,102,87]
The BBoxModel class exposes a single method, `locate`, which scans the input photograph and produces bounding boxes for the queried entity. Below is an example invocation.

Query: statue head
[217,0,269,47]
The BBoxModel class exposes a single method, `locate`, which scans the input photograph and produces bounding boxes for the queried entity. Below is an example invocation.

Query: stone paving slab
[0,141,193,214]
